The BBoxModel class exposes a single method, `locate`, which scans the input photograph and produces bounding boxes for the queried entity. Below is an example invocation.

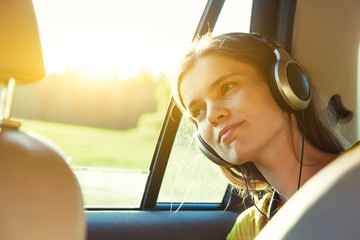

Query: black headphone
[196,32,311,168]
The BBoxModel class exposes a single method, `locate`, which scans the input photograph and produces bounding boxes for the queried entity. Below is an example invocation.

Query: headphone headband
[249,32,311,112]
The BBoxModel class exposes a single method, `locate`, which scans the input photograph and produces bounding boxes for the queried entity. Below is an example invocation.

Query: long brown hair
[173,32,347,196]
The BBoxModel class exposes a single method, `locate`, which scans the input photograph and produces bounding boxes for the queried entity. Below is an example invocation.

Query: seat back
[290,0,359,142]
[0,128,87,240]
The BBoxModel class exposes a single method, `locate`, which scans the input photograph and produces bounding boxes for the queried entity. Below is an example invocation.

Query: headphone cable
[297,111,305,190]
[239,169,270,221]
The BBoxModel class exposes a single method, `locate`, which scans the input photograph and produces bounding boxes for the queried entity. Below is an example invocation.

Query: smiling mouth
[218,122,243,144]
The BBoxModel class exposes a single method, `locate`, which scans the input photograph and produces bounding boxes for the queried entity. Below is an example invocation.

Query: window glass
[212,0,253,36]
[158,0,253,205]
[13,0,207,208]
[158,117,228,204]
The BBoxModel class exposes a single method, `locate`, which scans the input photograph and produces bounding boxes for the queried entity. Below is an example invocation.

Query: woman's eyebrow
[187,72,242,110]
[208,72,242,92]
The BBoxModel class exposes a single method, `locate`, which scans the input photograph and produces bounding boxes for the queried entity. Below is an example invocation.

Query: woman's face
[180,53,289,165]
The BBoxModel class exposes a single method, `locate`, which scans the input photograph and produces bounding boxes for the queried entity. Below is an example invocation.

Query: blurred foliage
[13,69,166,130]
[16,69,172,168]
[137,74,171,133]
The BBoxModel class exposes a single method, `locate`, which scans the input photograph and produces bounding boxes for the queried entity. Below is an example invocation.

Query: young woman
[172,32,357,239]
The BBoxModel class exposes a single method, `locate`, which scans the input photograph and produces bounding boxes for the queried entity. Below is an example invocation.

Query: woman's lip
[218,122,243,143]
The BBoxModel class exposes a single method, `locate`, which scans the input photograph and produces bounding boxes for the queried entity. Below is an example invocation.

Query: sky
[32,0,252,79]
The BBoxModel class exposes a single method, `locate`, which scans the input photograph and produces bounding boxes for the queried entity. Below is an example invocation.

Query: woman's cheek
[199,126,216,148]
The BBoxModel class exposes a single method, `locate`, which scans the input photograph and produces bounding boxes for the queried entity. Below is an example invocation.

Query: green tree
[137,75,171,134]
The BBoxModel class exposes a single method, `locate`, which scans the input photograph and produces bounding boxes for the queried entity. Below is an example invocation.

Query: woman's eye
[191,108,204,119]
[221,82,235,95]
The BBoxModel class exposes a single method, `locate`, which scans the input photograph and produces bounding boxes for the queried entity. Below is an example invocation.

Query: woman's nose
[206,103,229,126]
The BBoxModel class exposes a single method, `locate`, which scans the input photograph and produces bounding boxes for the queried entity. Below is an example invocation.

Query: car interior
[0,0,358,239]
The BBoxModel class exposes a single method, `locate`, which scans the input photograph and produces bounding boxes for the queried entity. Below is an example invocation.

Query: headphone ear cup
[269,48,311,112]
[195,132,234,168]
[269,65,295,112]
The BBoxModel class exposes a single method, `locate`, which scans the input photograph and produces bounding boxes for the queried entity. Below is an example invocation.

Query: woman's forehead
[180,54,258,85]
[181,54,240,82]
[179,54,261,107]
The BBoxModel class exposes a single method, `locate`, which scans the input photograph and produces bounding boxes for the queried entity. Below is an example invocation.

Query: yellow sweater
[226,192,275,240]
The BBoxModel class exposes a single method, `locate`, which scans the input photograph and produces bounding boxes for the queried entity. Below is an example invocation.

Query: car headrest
[0,0,45,85]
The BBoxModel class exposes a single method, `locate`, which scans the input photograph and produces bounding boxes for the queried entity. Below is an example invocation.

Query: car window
[157,117,228,204]
[212,0,252,36]
[13,0,252,208]
[158,0,253,205]
[13,0,208,208]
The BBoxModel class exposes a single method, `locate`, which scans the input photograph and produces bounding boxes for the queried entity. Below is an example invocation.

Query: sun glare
[32,0,201,79]
[33,0,252,80]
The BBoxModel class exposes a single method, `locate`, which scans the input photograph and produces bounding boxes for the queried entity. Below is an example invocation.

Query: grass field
[17,118,158,170]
